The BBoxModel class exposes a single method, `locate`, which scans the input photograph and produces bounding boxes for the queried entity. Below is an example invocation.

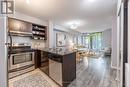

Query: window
[84,32,102,51]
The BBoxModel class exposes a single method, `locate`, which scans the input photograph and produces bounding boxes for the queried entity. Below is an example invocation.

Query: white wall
[0,17,8,87]
[111,17,118,68]
[102,29,112,48]
[47,21,54,48]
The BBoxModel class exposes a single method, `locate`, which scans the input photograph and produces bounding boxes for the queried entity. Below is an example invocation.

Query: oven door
[9,52,34,70]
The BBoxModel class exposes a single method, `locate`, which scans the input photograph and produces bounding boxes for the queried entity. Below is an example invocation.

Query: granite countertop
[36,48,76,56]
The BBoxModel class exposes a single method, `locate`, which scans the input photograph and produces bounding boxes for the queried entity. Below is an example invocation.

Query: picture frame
[56,33,66,47]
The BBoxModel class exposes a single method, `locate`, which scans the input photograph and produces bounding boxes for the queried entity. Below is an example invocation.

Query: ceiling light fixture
[70,23,78,29]
[26,0,30,4]
[67,20,83,30]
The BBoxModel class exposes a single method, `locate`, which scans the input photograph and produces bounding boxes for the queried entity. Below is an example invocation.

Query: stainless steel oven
[7,42,35,78]
[9,52,34,70]
[8,50,35,79]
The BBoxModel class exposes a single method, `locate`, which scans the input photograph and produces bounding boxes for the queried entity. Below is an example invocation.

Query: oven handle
[11,52,34,56]
[8,31,12,58]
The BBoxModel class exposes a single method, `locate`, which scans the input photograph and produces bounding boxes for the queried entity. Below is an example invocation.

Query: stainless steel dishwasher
[49,54,63,86]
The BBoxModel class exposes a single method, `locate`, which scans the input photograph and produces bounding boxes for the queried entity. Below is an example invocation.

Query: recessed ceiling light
[26,0,30,4]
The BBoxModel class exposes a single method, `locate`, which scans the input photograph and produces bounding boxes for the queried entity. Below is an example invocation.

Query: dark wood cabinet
[35,50,76,87]
[34,50,41,68]
[8,18,32,35]
[62,53,76,87]
[35,50,49,75]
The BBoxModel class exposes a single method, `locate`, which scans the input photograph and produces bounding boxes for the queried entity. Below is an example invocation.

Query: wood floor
[68,56,117,87]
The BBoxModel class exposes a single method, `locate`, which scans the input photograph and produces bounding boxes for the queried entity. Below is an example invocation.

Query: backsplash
[8,36,46,49]
[31,40,46,49]
[11,36,31,44]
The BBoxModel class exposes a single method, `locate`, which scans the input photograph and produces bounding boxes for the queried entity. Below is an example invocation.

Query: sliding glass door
[84,32,102,51]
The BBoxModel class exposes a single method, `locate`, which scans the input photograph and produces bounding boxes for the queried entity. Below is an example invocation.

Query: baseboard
[111,63,117,69]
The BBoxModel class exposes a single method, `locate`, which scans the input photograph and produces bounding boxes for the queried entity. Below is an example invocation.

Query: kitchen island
[35,48,76,87]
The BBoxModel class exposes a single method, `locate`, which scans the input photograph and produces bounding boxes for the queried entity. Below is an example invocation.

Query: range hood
[9,31,32,37]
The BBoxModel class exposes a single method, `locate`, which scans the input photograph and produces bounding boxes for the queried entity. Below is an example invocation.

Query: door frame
[123,0,128,87]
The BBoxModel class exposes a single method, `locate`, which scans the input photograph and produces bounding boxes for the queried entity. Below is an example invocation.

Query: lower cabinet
[35,50,76,87]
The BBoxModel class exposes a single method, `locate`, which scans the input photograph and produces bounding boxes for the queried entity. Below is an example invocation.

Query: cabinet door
[20,20,32,33]
[8,18,32,33]
[8,18,21,32]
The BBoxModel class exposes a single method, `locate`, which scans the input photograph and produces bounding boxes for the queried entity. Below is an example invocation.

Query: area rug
[9,69,59,87]
[13,73,52,87]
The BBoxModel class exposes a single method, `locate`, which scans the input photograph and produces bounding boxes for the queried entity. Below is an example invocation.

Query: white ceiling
[15,0,117,33]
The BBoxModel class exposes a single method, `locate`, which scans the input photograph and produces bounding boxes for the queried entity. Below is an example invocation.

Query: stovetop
[8,43,34,54]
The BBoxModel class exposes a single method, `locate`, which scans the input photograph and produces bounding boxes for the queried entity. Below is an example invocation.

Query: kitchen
[6,11,80,87]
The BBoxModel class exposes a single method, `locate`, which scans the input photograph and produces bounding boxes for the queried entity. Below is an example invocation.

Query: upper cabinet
[8,18,47,40]
[8,18,32,36]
